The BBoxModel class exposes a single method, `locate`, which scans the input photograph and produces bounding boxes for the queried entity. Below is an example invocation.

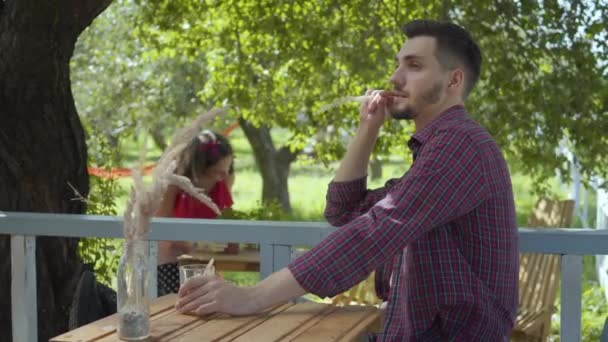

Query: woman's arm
[156,185,179,217]
[226,173,235,192]
[155,185,187,264]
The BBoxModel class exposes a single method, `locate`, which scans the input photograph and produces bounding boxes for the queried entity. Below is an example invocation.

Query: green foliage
[71,0,213,156]
[221,271,260,287]
[220,200,291,221]
[136,0,415,161]
[75,0,607,207]
[134,0,608,194]
[577,257,608,341]
[77,131,125,287]
[454,2,608,189]
[85,135,123,216]
[551,279,608,341]
[580,284,608,341]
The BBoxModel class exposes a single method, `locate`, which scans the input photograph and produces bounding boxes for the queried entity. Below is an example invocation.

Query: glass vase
[117,240,150,341]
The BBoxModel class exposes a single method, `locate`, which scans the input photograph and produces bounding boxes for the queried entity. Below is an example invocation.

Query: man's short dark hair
[402,20,482,98]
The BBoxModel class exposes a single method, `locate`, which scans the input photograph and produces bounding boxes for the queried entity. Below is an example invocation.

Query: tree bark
[238,117,297,213]
[0,0,113,340]
[151,124,168,151]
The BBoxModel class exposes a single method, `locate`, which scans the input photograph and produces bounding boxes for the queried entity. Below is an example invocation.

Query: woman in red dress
[155,130,235,296]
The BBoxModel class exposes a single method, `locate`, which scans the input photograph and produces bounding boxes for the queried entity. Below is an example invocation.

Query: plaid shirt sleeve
[374,254,397,300]
[324,176,401,300]
[324,177,400,227]
[288,128,488,298]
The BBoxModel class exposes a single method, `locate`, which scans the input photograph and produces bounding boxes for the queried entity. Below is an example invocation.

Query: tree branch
[237,116,276,164]
[277,145,299,164]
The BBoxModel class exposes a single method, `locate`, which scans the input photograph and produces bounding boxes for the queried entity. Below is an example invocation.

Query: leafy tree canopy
[77,0,608,191]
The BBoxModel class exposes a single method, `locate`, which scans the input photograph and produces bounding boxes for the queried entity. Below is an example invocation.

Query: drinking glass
[179,263,214,286]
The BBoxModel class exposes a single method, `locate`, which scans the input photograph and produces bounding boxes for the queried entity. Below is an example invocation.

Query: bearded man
[175,19,519,341]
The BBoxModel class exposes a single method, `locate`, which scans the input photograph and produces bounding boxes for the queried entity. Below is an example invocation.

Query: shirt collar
[408,105,467,154]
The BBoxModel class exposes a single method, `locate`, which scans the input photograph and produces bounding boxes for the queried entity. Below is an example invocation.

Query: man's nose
[389,69,404,89]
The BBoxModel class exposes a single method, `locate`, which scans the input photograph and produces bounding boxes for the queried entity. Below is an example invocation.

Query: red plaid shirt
[288,105,519,341]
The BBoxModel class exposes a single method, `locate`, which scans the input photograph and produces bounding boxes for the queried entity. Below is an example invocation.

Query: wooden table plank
[51,295,381,342]
[95,311,208,342]
[50,294,178,342]
[276,306,337,341]
[229,302,332,342]
[291,305,380,342]
[337,309,381,342]
[158,303,293,342]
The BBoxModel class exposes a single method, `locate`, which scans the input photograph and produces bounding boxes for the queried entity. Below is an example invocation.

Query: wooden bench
[332,272,381,306]
[511,198,575,342]
[50,294,381,342]
[179,249,260,272]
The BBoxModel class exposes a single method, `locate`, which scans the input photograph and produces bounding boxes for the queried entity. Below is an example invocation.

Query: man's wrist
[356,124,381,141]
[247,268,307,312]
[248,284,267,312]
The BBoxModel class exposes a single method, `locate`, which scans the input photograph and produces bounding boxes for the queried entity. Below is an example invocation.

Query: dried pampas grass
[123,109,224,241]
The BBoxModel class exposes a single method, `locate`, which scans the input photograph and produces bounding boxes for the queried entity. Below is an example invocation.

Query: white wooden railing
[2,211,608,342]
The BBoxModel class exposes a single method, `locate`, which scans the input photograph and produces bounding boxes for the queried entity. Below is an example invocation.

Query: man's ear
[448,68,465,89]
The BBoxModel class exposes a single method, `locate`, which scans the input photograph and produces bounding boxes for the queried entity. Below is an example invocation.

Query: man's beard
[391,82,443,120]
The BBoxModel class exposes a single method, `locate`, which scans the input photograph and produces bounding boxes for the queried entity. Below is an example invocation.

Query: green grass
[221,271,260,286]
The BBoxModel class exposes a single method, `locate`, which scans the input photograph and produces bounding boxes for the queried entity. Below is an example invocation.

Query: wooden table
[178,249,260,272]
[50,294,380,341]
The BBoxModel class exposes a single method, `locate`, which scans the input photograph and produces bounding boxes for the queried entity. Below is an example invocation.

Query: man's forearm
[250,268,307,311]
[334,126,379,182]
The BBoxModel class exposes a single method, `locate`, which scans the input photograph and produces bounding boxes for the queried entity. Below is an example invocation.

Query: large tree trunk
[238,118,297,213]
[0,1,113,340]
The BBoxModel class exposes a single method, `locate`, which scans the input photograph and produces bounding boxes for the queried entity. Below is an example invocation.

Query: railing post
[11,235,37,342]
[561,254,583,342]
[260,244,292,279]
[272,245,292,272]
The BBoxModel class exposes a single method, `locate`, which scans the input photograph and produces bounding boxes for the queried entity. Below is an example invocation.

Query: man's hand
[359,89,391,132]
[175,275,260,316]
[175,268,306,317]
[333,89,391,182]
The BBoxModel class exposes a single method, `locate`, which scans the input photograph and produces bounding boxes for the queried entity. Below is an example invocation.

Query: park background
[1,0,607,340]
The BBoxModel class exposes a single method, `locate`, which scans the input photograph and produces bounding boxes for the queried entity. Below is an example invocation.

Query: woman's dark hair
[181,130,233,180]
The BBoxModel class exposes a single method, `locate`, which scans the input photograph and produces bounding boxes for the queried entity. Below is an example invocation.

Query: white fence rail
[2,211,608,342]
